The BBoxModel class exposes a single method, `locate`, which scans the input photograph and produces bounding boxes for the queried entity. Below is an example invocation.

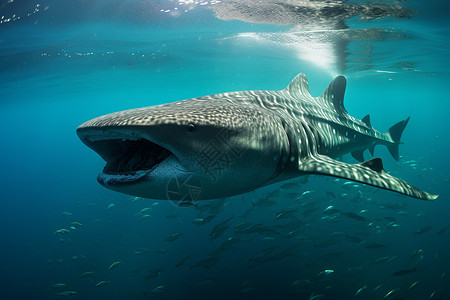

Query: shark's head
[77,98,290,200]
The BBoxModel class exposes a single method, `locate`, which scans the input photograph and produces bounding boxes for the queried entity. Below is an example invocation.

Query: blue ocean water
[1,1,449,299]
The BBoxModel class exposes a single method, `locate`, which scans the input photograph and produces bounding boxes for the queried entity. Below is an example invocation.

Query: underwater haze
[1,0,449,299]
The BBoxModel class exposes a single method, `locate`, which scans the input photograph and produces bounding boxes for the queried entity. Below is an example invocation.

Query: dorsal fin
[320,76,347,115]
[284,73,311,97]
[361,114,372,127]
[361,157,383,173]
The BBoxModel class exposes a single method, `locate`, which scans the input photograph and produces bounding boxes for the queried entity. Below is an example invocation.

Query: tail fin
[384,117,410,161]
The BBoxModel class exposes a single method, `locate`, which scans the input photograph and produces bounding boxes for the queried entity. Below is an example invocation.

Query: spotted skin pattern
[199,74,436,200]
[78,74,437,200]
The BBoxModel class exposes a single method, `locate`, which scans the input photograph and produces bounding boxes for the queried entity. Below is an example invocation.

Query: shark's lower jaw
[97,169,150,186]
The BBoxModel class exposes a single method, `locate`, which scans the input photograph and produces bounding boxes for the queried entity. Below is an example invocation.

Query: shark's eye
[188,123,195,132]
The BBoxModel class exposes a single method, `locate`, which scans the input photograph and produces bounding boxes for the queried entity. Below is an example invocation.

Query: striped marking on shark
[77,73,437,201]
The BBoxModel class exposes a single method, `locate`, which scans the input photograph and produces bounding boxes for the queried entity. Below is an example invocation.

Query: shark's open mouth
[98,139,171,175]
[78,130,175,182]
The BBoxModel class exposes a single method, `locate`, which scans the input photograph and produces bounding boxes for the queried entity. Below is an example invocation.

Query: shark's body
[77,74,437,201]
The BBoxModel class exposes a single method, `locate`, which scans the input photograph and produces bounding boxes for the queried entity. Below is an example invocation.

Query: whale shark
[77,73,437,201]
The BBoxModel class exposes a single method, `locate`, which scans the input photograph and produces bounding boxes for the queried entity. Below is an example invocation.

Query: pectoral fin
[298,155,438,200]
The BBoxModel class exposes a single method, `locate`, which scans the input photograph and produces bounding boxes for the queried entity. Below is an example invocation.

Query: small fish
[164,232,184,242]
[437,227,447,234]
[374,256,390,264]
[323,206,340,215]
[384,288,399,299]
[61,211,73,216]
[408,281,419,290]
[393,267,417,276]
[51,283,66,288]
[355,285,367,296]
[109,261,122,270]
[373,284,383,292]
[209,216,233,239]
[152,285,165,293]
[276,207,298,219]
[326,191,336,198]
[175,255,191,268]
[234,221,252,230]
[413,225,432,236]
[194,215,215,225]
[316,269,334,277]
[54,229,70,235]
[135,248,150,255]
[342,212,366,222]
[177,200,198,208]
[96,280,111,287]
[70,222,82,227]
[145,268,163,279]
[156,248,168,254]
[309,292,324,300]
[106,203,115,210]
[138,214,151,223]
[280,182,298,189]
[387,256,397,263]
[132,196,142,202]
[290,279,311,287]
[410,249,424,258]
[137,207,152,215]
[251,195,275,208]
[297,190,314,200]
[80,271,94,278]
[58,290,77,296]
[387,222,400,229]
